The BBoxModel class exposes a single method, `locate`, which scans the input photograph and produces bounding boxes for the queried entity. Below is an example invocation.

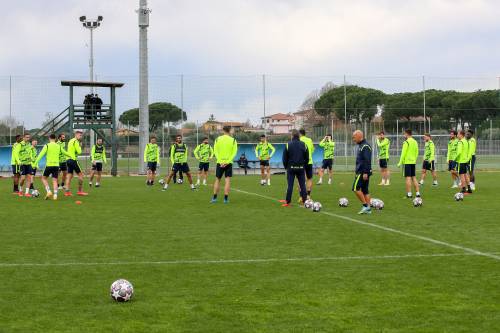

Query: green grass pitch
[0,172,499,332]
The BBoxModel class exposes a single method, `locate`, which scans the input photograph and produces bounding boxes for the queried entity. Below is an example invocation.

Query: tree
[314,85,385,123]
[119,102,187,132]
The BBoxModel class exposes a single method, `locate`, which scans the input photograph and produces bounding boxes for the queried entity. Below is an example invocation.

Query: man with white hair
[352,130,373,215]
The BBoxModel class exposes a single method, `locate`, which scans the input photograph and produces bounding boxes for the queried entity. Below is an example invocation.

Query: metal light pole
[80,15,103,148]
[138,0,151,174]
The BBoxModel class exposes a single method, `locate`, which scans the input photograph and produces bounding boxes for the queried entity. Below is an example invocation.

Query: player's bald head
[352,130,364,143]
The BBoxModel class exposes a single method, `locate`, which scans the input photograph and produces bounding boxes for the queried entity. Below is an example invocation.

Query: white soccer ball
[158,179,165,185]
[31,190,40,198]
[454,192,464,201]
[110,279,134,302]
[304,199,314,209]
[338,198,349,207]
[413,197,423,207]
[371,198,384,210]
[312,202,322,212]
[177,178,184,184]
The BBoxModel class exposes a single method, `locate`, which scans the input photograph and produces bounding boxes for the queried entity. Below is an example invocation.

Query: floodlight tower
[137,0,151,174]
[79,15,103,92]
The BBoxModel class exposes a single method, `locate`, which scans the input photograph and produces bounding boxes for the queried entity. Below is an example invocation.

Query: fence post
[262,74,267,136]
[422,75,426,133]
[344,74,348,170]
[9,75,12,145]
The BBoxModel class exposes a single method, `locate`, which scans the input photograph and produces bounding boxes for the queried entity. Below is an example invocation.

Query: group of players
[10,125,477,211]
[10,131,107,200]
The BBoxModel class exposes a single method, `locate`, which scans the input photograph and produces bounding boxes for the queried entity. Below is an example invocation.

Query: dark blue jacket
[356,139,372,174]
[283,138,309,169]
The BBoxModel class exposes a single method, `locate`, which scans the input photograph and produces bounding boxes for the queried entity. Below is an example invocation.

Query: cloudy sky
[2,0,500,127]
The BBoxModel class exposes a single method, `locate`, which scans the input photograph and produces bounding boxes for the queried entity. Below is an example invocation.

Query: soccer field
[1,172,499,332]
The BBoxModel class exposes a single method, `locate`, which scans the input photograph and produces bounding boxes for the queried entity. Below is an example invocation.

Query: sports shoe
[64,192,73,197]
[58,186,63,190]
[88,182,93,187]
[358,206,372,215]
[77,191,88,196]
[378,181,385,185]
[385,180,390,186]
[45,191,53,200]
[18,191,23,197]
[223,198,229,204]
[328,179,332,185]
[210,198,217,203]
[316,181,322,185]
[281,203,291,207]
[24,193,32,198]
[278,199,287,203]
[95,184,100,188]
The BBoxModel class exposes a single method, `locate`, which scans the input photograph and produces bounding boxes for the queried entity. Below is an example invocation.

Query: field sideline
[0,171,499,332]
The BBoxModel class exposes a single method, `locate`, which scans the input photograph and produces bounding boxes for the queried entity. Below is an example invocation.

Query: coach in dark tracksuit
[352,130,373,214]
[282,129,309,206]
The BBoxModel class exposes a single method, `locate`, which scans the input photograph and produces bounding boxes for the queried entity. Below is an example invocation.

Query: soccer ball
[177,178,184,184]
[371,198,384,210]
[413,197,423,207]
[312,202,322,212]
[31,190,40,198]
[158,179,165,185]
[338,198,349,207]
[304,199,314,209]
[454,192,464,201]
[110,279,134,302]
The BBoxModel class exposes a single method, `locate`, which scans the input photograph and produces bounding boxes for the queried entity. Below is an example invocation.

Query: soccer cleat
[281,203,291,207]
[278,199,287,203]
[24,193,32,198]
[77,191,88,196]
[18,191,23,197]
[378,181,385,185]
[223,198,229,204]
[95,184,100,188]
[45,191,53,200]
[64,192,72,197]
[358,206,372,215]
[328,179,332,185]
[316,181,322,185]
[419,180,424,185]
[210,198,217,203]
[385,180,390,186]
[88,182,93,187]
[432,181,438,186]
[58,185,63,190]
[451,184,458,188]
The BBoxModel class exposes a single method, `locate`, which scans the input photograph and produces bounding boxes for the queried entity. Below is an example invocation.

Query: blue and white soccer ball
[110,279,134,302]
[304,199,314,209]
[31,190,40,198]
[338,198,349,207]
[312,201,322,212]
[454,192,464,201]
[413,197,423,207]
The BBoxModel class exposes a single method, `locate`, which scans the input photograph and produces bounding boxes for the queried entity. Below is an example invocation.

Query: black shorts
[352,174,370,195]
[43,166,59,179]
[20,164,33,176]
[67,159,82,174]
[404,164,416,177]
[11,165,20,175]
[422,160,435,171]
[147,162,157,172]
[215,163,233,178]
[59,162,67,172]
[379,158,388,169]
[470,155,476,173]
[458,163,469,175]
[31,168,37,176]
[199,162,209,172]
[92,162,103,171]
[448,161,457,171]
[260,160,270,167]
[304,164,313,179]
[321,159,333,170]
[172,163,190,173]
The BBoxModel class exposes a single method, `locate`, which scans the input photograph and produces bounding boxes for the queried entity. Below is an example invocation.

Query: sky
[1,0,500,127]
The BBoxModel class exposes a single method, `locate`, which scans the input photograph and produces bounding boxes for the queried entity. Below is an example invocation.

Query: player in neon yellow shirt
[212,126,238,204]
[144,136,160,185]
[194,137,214,186]
[64,131,87,196]
[397,129,420,198]
[376,131,391,185]
[10,135,22,194]
[299,129,315,198]
[317,134,335,185]
[255,135,276,186]
[419,133,437,186]
[89,137,107,187]
[466,129,477,190]
[162,135,195,190]
[447,130,459,188]
[35,134,70,200]
[28,139,39,193]
[455,130,472,194]
[13,133,34,197]
[57,133,68,190]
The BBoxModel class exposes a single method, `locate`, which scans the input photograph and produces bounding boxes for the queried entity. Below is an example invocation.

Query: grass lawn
[0,171,499,332]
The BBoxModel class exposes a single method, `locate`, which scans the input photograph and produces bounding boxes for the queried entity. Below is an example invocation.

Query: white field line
[0,253,479,268]
[234,188,500,262]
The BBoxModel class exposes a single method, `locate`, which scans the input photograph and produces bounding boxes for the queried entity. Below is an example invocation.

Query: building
[261,113,294,134]
[201,121,246,134]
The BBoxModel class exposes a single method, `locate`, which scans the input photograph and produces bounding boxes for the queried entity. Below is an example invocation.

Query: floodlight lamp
[98,16,103,21]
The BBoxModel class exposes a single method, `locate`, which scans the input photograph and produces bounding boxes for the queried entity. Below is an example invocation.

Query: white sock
[25,188,30,194]
[45,186,50,192]
[191,184,195,189]
[163,184,168,189]
[407,192,412,197]
[203,179,207,185]
[267,179,270,185]
[416,191,420,197]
